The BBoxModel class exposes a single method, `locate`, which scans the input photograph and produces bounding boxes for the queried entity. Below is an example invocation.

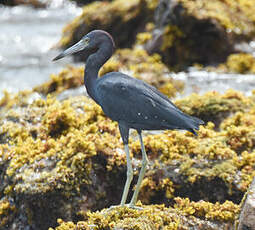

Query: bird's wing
[96,73,203,131]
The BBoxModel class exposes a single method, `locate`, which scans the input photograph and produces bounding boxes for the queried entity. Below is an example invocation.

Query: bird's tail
[183,114,204,136]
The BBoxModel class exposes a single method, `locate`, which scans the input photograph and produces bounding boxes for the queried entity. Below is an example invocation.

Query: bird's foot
[104,203,143,213]
[125,203,143,210]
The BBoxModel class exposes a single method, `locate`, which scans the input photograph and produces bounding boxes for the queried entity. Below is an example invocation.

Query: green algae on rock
[174,197,239,222]
[2,95,123,192]
[178,0,255,36]
[144,0,255,70]
[59,0,156,50]
[175,90,252,126]
[225,53,255,74]
[1,89,255,229]
[0,90,36,111]
[58,0,255,71]
[50,202,238,230]
[0,198,16,228]
[33,66,84,95]
[0,94,126,229]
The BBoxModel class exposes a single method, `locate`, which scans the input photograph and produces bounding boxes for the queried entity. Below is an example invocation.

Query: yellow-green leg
[129,131,148,207]
[120,144,133,206]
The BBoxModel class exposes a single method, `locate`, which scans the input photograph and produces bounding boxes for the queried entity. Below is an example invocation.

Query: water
[173,70,255,97]
[0,0,254,99]
[0,0,82,97]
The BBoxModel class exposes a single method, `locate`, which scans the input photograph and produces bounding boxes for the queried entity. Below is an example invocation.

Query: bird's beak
[52,39,89,61]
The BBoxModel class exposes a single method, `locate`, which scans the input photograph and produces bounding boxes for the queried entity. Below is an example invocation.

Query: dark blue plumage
[53,30,204,208]
[96,72,203,134]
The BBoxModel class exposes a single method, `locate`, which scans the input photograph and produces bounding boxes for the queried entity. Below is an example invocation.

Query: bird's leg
[129,131,148,208]
[120,144,133,206]
[117,123,134,207]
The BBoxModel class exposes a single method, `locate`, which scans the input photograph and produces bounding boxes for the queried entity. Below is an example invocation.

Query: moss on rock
[144,0,255,70]
[174,197,239,222]
[0,93,125,229]
[175,90,252,125]
[50,202,238,230]
[178,0,255,36]
[57,0,255,71]
[225,53,255,74]
[33,66,84,95]
[0,198,16,228]
[59,0,156,50]
[1,84,255,229]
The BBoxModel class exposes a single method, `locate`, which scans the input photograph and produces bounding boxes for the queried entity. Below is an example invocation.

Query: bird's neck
[84,46,112,103]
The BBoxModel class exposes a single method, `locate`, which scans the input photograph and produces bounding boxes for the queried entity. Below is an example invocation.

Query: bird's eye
[84,37,90,43]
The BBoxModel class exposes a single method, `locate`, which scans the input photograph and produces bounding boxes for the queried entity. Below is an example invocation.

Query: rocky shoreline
[1,0,255,229]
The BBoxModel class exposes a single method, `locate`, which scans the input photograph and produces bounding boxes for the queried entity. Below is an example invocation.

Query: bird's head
[53,30,115,61]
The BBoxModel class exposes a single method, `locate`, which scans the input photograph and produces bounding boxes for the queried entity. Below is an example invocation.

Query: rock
[69,0,112,6]
[50,202,238,230]
[1,88,255,229]
[175,90,252,127]
[59,0,156,55]
[58,0,255,71]
[144,0,255,70]
[1,0,46,7]
[238,177,255,230]
[225,53,255,74]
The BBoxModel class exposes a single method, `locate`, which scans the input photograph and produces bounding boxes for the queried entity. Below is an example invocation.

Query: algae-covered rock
[58,0,255,71]
[210,53,255,74]
[1,88,255,229]
[175,90,252,126]
[145,0,255,70]
[0,198,16,228]
[0,94,125,229]
[33,66,84,96]
[59,0,156,51]
[225,53,255,74]
[50,202,239,230]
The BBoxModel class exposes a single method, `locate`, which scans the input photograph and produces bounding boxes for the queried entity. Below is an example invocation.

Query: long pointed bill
[52,39,88,61]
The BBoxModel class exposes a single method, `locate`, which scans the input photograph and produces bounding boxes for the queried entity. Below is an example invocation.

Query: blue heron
[53,30,204,208]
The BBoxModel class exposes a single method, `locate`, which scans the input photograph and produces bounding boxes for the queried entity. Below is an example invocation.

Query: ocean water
[0,0,82,97]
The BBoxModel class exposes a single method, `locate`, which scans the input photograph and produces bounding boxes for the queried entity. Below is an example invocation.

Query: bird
[53,30,204,208]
